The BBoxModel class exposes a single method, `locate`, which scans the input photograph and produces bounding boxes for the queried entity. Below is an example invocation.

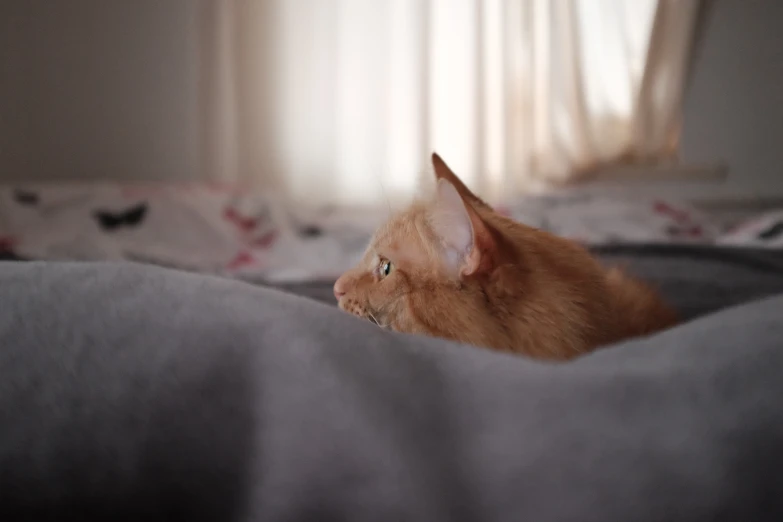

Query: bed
[2,182,783,519]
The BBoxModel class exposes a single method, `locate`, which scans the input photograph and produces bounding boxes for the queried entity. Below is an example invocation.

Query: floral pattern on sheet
[0,183,777,282]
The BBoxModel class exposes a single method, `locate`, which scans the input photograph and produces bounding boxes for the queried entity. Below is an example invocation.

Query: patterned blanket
[1,183,781,283]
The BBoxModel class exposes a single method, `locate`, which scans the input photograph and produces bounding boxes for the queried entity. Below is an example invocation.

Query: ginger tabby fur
[334,153,678,360]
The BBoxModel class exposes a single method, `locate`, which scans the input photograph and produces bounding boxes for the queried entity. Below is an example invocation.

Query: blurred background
[1,0,782,282]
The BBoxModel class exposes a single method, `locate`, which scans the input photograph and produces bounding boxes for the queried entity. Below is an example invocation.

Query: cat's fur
[334,153,678,360]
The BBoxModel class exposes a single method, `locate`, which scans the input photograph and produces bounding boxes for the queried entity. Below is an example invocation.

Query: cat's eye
[380,260,393,278]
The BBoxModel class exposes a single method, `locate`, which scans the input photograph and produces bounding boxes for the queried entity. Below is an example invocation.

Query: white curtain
[200,0,701,208]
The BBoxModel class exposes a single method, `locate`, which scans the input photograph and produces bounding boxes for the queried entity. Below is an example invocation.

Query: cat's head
[333,153,517,345]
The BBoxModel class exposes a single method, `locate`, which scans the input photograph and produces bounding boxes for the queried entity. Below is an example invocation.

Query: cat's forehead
[371,212,419,248]
[367,204,432,262]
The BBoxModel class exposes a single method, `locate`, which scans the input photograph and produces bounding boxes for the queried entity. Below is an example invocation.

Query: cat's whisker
[367,310,388,329]
[375,177,392,218]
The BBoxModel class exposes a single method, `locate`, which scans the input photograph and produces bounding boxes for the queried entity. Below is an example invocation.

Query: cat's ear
[431,153,492,210]
[429,178,495,277]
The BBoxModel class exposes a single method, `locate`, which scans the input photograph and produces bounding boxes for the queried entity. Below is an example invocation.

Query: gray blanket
[1,260,783,521]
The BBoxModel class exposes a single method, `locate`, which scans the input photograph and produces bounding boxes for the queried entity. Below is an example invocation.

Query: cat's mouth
[339,298,389,329]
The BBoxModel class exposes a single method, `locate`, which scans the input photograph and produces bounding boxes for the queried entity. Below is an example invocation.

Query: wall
[0,0,201,182]
[680,0,783,200]
[1,0,782,200]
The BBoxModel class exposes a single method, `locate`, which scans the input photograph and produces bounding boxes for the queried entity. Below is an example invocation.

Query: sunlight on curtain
[203,0,700,208]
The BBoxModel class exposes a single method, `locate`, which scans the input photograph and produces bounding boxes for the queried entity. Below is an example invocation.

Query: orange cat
[334,153,678,360]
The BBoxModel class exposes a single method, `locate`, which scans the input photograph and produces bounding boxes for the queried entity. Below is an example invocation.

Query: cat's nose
[333,279,346,300]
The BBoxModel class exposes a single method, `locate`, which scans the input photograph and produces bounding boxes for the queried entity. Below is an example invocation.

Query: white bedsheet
[0,183,777,282]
